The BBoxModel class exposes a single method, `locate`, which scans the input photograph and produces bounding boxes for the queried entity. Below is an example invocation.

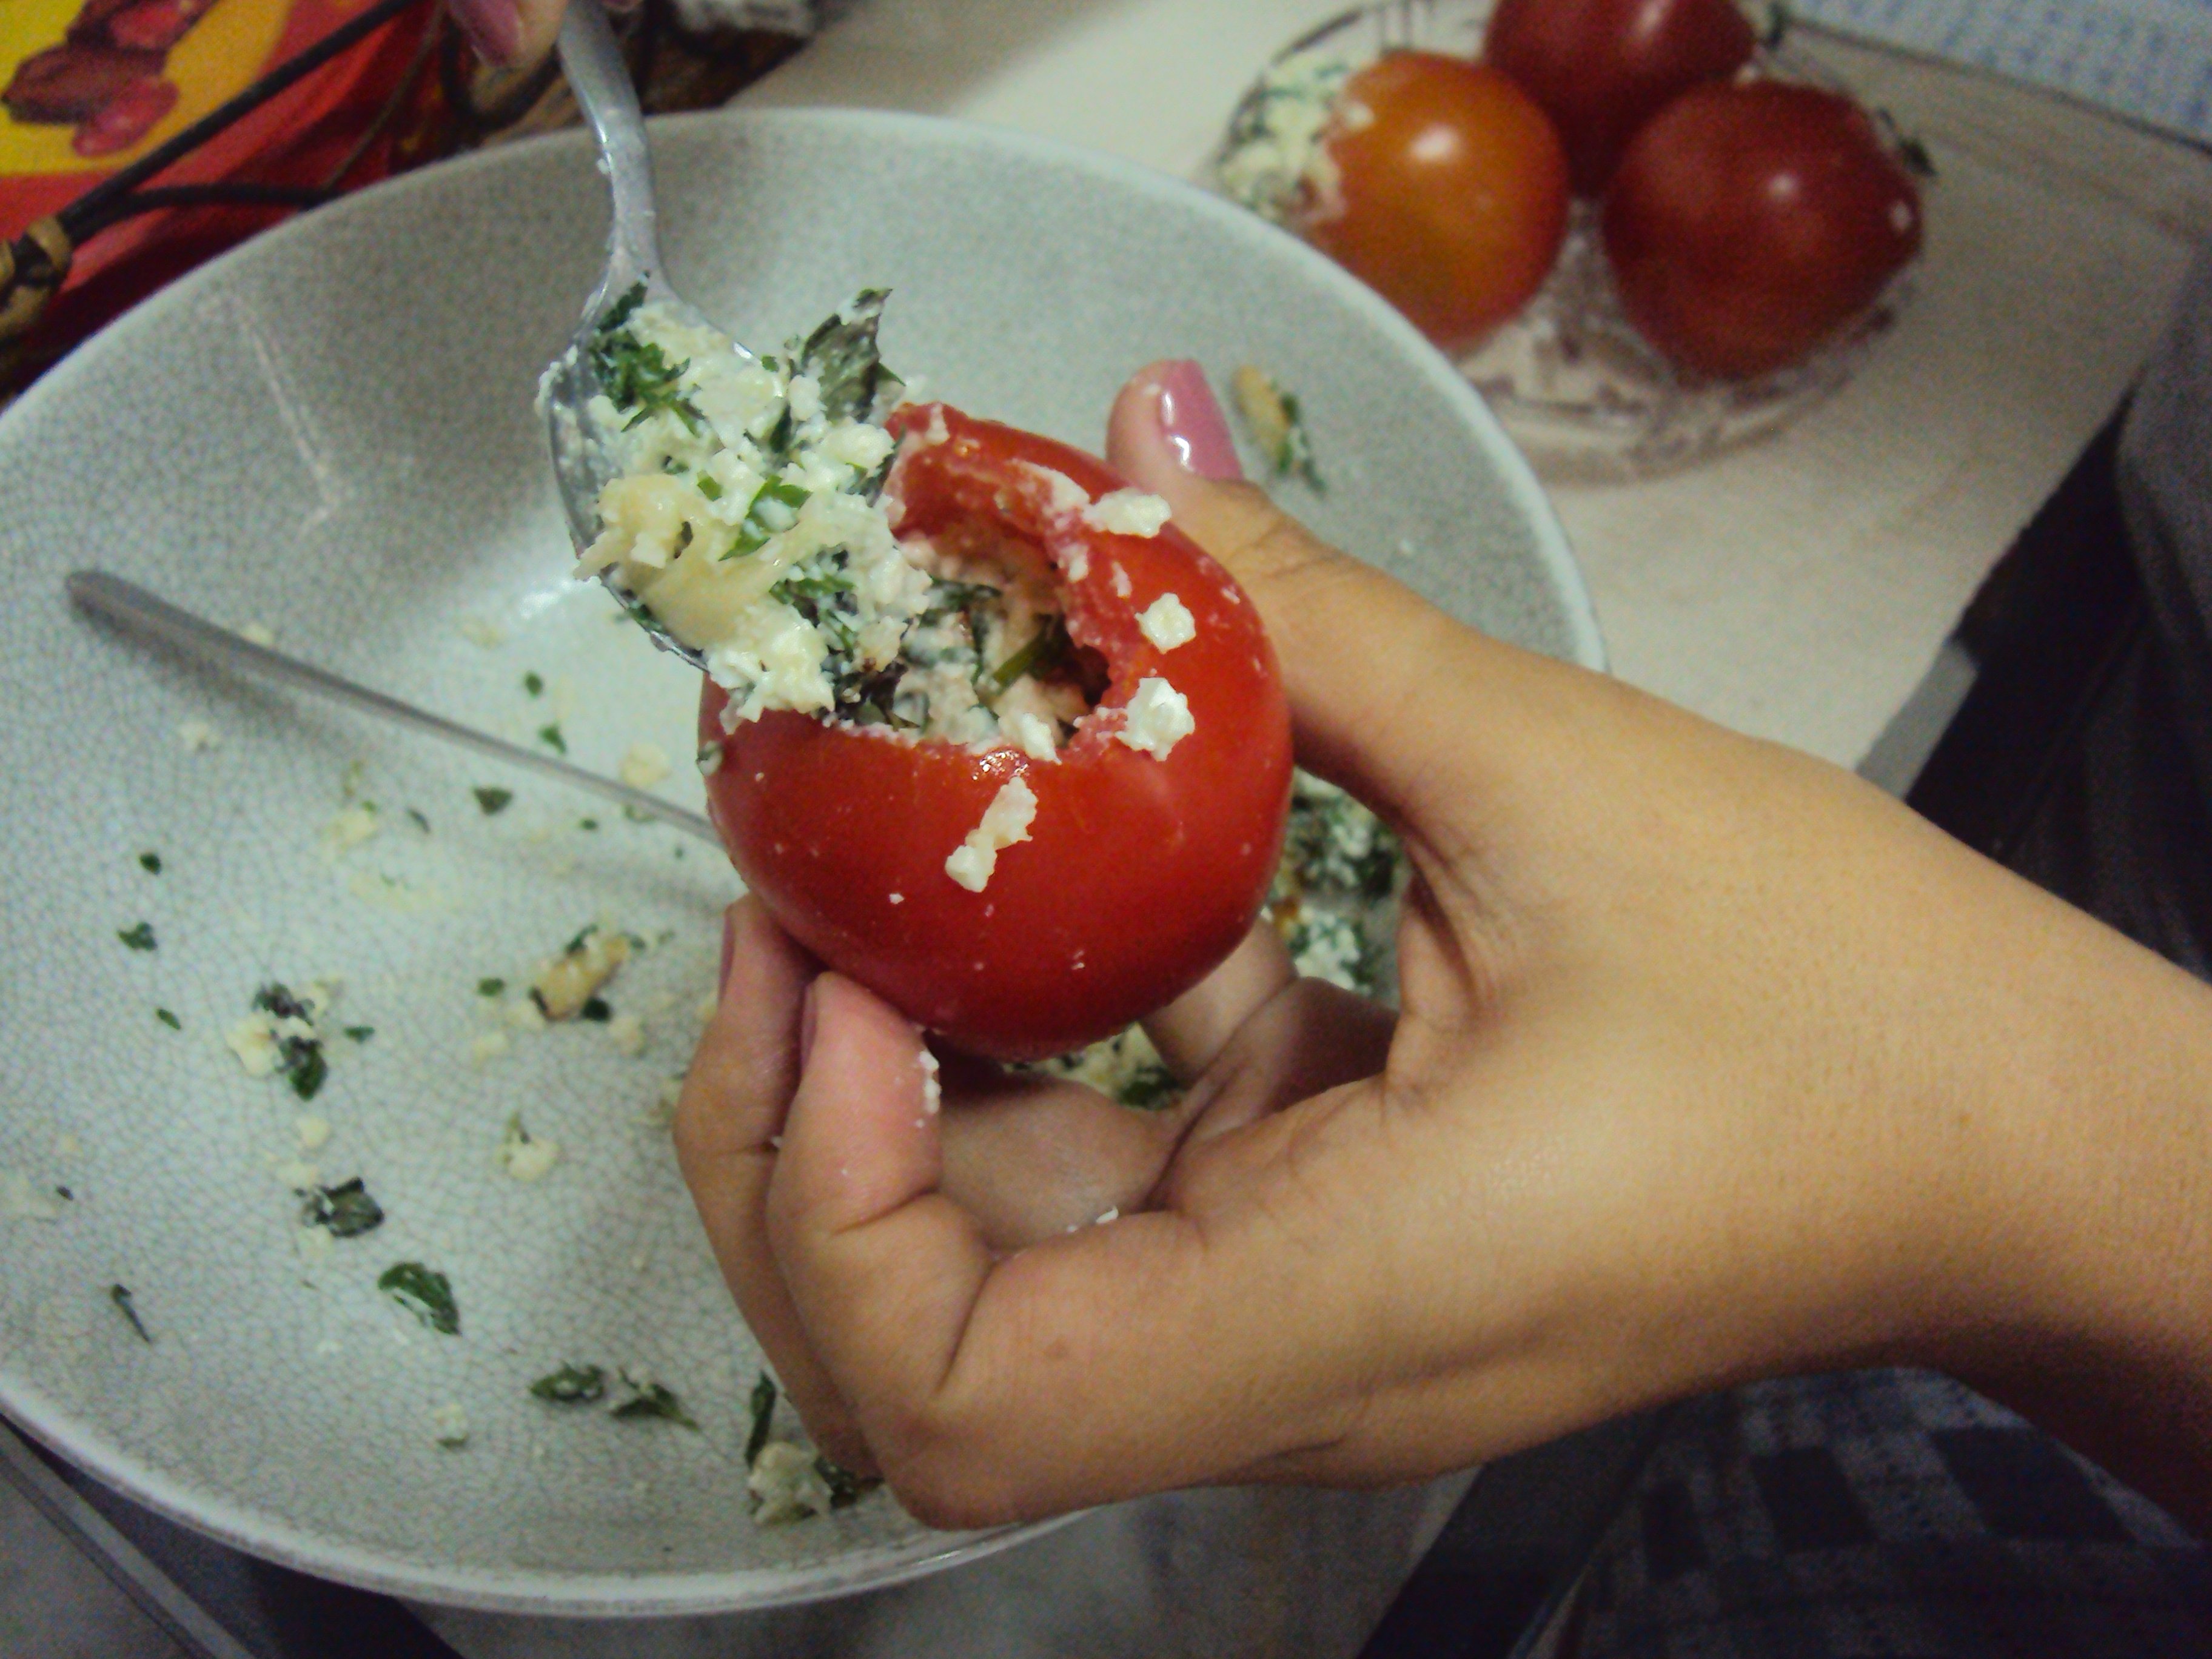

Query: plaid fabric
[1569,1370,2210,1658]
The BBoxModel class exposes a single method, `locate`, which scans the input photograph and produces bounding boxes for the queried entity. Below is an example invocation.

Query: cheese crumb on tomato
[1115,677,1195,758]
[1004,709,1058,762]
[1138,593,1197,651]
[918,1048,942,1114]
[1110,564,1133,598]
[944,774,1037,893]
[1016,461,1092,517]
[1083,489,1171,538]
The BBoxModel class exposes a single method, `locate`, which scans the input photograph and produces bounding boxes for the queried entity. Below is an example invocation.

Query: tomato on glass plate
[702,406,1294,1062]
[1213,0,1928,478]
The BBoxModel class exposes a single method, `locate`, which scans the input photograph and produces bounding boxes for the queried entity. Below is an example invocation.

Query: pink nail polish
[718,910,737,999]
[447,0,523,65]
[1153,361,1243,481]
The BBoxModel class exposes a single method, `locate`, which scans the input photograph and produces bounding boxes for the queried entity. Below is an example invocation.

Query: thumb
[1102,361,1566,836]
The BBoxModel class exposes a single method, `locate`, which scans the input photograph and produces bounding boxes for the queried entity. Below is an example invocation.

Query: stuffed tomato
[701,405,1293,1061]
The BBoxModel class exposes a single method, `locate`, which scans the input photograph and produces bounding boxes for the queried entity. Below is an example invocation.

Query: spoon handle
[66,570,720,846]
[558,0,665,316]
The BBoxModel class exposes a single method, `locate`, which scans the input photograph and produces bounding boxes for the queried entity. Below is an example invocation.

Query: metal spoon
[67,570,720,846]
[538,0,732,672]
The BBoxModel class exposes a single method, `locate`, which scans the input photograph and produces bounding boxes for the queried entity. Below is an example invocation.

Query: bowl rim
[0,101,1601,1617]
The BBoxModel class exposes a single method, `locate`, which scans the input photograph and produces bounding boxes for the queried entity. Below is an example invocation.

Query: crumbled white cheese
[1083,489,1171,538]
[1110,564,1133,598]
[749,1440,834,1525]
[531,926,631,1021]
[918,1048,942,1115]
[295,1114,332,1152]
[888,892,905,906]
[1096,1206,1121,1225]
[1004,709,1058,762]
[1015,461,1092,517]
[606,1012,647,1056]
[496,1115,561,1182]
[240,622,276,648]
[0,1171,62,1222]
[178,720,220,752]
[273,1158,321,1191]
[319,804,378,859]
[458,617,506,648]
[944,775,1037,893]
[1115,678,1195,759]
[432,1403,471,1447]
[618,742,672,790]
[1138,594,1197,652]
[295,1225,334,1264]
[505,996,548,1031]
[469,1030,512,1066]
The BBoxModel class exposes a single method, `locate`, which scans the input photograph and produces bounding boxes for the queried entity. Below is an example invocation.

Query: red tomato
[700,405,1293,1063]
[1305,52,1570,355]
[1484,0,1757,195]
[1602,81,1924,379]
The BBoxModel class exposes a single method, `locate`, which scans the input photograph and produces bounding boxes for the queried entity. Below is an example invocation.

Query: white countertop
[746,0,2212,766]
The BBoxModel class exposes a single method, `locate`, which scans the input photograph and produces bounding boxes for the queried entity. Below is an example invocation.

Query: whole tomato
[702,405,1294,1063]
[1484,0,1757,195]
[1305,52,1570,354]
[1602,81,1924,380]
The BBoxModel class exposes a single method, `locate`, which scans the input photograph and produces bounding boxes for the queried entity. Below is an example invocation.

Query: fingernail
[447,0,523,65]
[799,980,820,1071]
[718,910,737,1000]
[1153,360,1242,481]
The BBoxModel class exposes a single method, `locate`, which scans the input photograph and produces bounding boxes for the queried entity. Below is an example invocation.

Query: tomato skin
[1307,52,1570,355]
[1484,0,1757,195]
[1602,81,1924,380]
[700,405,1293,1063]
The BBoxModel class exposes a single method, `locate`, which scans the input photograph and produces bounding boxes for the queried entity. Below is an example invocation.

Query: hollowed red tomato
[700,405,1294,1062]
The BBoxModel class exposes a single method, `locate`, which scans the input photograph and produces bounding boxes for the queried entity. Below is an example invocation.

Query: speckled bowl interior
[0,108,1598,1614]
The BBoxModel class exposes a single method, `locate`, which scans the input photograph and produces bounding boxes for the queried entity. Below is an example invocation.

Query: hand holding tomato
[673,360,2212,1533]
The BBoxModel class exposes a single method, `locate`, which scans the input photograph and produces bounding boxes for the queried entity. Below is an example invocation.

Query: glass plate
[1215,0,1922,482]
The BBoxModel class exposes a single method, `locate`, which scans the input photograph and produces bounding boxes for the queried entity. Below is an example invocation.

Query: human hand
[677,360,2212,1529]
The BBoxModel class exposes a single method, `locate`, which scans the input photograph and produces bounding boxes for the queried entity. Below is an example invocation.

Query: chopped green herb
[578,996,612,1024]
[985,615,1074,698]
[530,1363,607,1404]
[816,1455,874,1509]
[250,984,332,1100]
[590,282,706,434]
[523,671,545,697]
[1116,1064,1181,1110]
[404,808,431,833]
[474,787,514,816]
[610,1373,697,1429]
[344,1025,374,1044]
[797,289,905,427]
[55,1186,72,1201]
[109,1284,152,1344]
[477,977,506,998]
[287,1047,328,1101]
[378,1262,459,1335]
[118,922,156,951]
[745,1371,778,1467]
[301,1177,384,1238]
[537,723,567,755]
[1231,365,1325,492]
[155,1008,181,1031]
[695,474,723,501]
[577,817,598,832]
[138,852,162,874]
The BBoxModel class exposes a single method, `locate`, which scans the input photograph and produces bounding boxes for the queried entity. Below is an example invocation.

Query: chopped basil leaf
[530,1363,607,1404]
[344,1025,374,1044]
[798,289,905,429]
[610,1374,697,1429]
[578,817,598,832]
[118,922,156,951]
[523,671,545,697]
[378,1262,459,1335]
[302,1177,384,1239]
[404,808,431,833]
[474,787,514,816]
[287,1046,328,1101]
[537,723,567,755]
[695,474,723,501]
[155,1008,181,1031]
[1116,1065,1180,1110]
[744,1370,778,1467]
[590,282,705,434]
[138,852,162,874]
[109,1284,152,1344]
[816,1455,874,1509]
[477,977,506,997]
[578,996,612,1023]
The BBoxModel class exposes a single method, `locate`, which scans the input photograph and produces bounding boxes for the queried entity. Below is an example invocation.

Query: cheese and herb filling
[571,287,1121,760]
